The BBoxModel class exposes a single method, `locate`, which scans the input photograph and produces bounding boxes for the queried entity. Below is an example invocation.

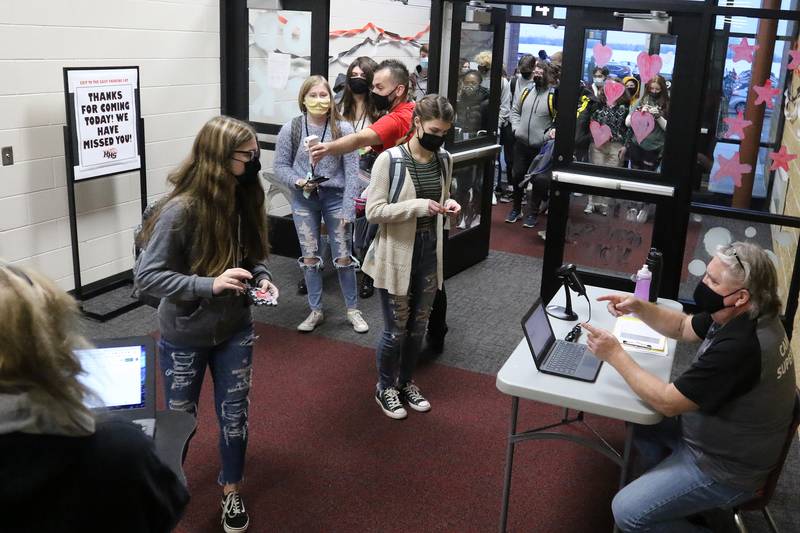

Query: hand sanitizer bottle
[634,264,652,301]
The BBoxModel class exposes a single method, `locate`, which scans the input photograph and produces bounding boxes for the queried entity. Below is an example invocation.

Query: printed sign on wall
[64,67,140,180]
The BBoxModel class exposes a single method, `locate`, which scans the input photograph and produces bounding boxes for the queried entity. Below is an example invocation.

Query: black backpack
[131,197,168,308]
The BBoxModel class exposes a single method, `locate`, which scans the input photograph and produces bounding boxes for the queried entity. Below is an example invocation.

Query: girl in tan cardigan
[362,95,461,419]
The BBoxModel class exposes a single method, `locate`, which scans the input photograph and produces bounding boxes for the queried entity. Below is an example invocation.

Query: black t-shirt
[0,418,189,532]
[674,313,760,413]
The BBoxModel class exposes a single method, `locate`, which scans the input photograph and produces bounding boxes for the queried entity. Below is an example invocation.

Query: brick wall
[0,0,220,290]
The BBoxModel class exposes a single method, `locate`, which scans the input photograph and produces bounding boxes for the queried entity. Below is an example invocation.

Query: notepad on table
[612,316,667,355]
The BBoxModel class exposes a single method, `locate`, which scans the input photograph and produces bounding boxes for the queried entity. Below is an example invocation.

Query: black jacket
[0,419,189,532]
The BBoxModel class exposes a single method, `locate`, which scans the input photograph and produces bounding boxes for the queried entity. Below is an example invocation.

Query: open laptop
[521,298,603,382]
[75,336,157,437]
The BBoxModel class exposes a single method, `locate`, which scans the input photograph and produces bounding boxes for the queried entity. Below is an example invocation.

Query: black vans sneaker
[400,382,431,412]
[375,387,407,419]
[221,491,249,533]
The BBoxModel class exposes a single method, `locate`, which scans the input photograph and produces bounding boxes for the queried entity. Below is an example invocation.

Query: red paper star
[730,37,759,63]
[768,146,798,172]
[788,49,800,71]
[722,111,752,139]
[753,79,781,108]
[713,152,752,187]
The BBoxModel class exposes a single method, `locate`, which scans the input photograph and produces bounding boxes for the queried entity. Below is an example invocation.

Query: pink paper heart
[603,80,625,106]
[593,43,613,68]
[631,110,655,144]
[589,120,612,147]
[637,52,663,85]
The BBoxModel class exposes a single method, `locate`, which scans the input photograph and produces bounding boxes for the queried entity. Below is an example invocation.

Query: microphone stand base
[545,304,578,321]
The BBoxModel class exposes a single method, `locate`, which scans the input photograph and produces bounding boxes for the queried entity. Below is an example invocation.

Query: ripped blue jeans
[376,228,439,390]
[158,324,255,485]
[291,187,358,311]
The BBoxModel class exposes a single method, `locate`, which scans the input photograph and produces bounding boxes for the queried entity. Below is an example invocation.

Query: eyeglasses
[233,149,259,162]
[2,263,34,286]
[729,248,746,273]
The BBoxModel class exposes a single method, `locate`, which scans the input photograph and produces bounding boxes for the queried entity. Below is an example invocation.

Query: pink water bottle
[634,264,652,300]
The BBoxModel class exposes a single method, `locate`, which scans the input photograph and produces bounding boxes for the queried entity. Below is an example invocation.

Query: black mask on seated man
[236,157,261,187]
[692,281,746,314]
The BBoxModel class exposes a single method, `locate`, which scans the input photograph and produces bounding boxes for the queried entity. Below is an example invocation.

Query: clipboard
[613,315,668,355]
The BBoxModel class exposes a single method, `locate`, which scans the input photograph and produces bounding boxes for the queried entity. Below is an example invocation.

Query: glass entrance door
[541,7,707,301]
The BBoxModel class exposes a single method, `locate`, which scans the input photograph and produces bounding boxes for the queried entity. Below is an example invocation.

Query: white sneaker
[297,310,324,332]
[346,309,369,333]
[492,192,497,205]
[538,230,547,241]
[636,209,648,223]
[584,203,594,214]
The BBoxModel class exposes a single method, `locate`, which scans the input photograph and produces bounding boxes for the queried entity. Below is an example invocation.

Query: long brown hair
[137,116,269,276]
[0,262,94,432]
[644,75,670,116]
[298,75,344,139]
[339,56,380,124]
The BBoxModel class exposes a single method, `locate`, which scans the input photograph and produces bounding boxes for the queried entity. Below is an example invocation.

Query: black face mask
[626,87,637,97]
[371,87,396,112]
[417,129,446,152]
[693,281,744,314]
[348,77,369,95]
[236,157,261,186]
[533,75,544,87]
[520,71,532,80]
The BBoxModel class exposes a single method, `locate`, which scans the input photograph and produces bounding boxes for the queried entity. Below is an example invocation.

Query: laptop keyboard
[544,342,585,374]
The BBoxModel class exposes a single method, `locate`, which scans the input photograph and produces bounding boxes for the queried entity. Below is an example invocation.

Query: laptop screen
[523,302,555,365]
[75,344,147,410]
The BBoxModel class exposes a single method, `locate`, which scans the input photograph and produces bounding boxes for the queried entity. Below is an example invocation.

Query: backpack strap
[548,88,558,120]
[519,87,531,108]
[386,146,407,203]
[510,76,517,99]
[290,115,303,163]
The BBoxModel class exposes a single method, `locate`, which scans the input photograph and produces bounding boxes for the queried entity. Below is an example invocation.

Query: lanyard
[304,114,329,176]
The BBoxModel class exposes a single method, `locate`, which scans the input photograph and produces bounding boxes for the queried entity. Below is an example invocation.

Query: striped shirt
[401,146,443,231]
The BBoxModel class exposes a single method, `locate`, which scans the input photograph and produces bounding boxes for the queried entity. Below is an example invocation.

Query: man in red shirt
[310,59,415,164]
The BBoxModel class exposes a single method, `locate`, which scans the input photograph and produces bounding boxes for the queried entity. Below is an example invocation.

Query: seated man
[582,242,797,532]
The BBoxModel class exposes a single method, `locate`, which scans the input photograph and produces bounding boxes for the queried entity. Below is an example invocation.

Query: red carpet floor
[166,322,626,533]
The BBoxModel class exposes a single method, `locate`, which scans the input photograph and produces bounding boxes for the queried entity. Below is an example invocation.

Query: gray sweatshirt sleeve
[499,77,511,127]
[510,85,522,132]
[250,259,273,287]
[273,120,302,188]
[134,201,215,300]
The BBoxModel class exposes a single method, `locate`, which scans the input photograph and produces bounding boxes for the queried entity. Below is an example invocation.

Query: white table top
[496,285,682,425]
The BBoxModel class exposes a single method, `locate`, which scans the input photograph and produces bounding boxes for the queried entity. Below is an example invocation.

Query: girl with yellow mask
[273,75,368,334]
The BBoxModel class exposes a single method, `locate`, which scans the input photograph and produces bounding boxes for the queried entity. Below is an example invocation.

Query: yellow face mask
[304,96,331,116]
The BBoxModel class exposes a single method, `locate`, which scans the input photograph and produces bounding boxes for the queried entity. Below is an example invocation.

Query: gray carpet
[78,249,797,533]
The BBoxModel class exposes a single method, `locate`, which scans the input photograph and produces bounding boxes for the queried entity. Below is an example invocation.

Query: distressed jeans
[158,324,256,485]
[291,187,358,311]
[612,419,755,532]
[376,228,438,390]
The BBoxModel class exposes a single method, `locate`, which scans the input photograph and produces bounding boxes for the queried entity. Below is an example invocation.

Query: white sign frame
[64,67,141,181]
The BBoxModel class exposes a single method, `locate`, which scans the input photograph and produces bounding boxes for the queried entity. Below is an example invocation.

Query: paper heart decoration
[603,80,625,106]
[593,43,613,67]
[637,52,663,85]
[631,110,655,144]
[589,121,612,147]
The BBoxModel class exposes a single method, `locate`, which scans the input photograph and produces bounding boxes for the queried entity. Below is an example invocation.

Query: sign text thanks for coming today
[65,68,141,180]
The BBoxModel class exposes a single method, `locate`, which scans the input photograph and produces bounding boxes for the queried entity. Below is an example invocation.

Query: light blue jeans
[291,187,358,311]
[612,419,755,532]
